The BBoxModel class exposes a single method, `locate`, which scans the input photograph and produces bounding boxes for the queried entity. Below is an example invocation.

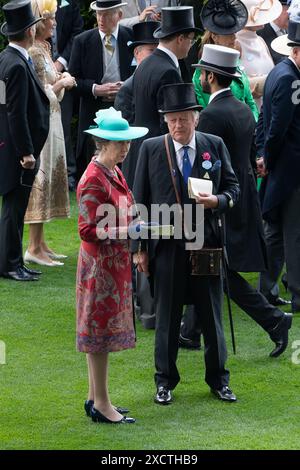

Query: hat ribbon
[249,0,274,23]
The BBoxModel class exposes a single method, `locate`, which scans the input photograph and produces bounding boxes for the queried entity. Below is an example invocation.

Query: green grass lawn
[0,193,300,450]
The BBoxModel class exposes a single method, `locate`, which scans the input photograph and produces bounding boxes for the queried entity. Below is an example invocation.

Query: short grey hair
[163,110,200,123]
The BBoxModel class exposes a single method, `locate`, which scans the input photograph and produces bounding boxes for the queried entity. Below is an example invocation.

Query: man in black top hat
[133,82,240,404]
[114,21,159,187]
[0,0,50,281]
[181,44,292,358]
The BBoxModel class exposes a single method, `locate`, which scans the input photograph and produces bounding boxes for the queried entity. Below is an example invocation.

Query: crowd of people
[0,0,299,425]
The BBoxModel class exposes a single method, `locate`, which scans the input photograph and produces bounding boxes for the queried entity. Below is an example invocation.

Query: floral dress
[76,158,135,353]
[24,41,70,223]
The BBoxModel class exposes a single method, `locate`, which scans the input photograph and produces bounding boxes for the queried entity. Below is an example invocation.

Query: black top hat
[90,0,127,10]
[287,20,300,46]
[153,7,201,39]
[1,0,43,36]
[201,0,248,35]
[127,22,159,51]
[158,83,202,114]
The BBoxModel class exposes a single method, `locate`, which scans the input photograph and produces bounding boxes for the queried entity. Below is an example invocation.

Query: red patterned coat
[76,158,135,353]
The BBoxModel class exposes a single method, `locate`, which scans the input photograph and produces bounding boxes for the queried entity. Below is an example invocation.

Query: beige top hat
[90,0,127,11]
[242,0,283,27]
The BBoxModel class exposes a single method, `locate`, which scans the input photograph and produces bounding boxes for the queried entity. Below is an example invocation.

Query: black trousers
[154,241,229,391]
[181,269,285,342]
[0,176,34,273]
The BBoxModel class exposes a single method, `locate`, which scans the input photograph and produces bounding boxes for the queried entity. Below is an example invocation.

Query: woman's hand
[61,72,76,90]
[133,251,149,276]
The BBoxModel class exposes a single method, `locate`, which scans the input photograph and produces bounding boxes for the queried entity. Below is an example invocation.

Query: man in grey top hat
[0,0,50,281]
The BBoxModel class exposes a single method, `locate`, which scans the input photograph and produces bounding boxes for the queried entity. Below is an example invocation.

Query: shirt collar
[99,24,119,41]
[173,133,196,153]
[9,43,29,61]
[270,22,286,35]
[208,88,231,104]
[157,45,179,68]
[288,56,300,72]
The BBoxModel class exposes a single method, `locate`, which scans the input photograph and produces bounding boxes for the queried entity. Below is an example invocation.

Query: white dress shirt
[208,88,231,104]
[173,134,196,175]
[8,43,29,61]
[157,44,179,69]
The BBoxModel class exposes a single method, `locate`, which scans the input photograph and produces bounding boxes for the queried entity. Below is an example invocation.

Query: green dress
[192,63,259,122]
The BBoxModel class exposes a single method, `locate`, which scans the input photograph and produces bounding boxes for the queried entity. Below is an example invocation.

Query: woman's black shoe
[91,406,135,424]
[84,400,129,417]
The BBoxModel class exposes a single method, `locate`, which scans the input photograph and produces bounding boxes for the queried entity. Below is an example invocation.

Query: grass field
[0,193,299,450]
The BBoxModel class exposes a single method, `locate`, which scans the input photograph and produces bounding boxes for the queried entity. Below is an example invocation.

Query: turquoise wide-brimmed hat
[84,108,149,141]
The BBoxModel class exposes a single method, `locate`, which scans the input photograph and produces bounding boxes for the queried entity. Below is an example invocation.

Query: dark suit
[114,74,134,124]
[68,26,133,176]
[54,0,84,185]
[0,46,49,273]
[260,58,300,311]
[257,24,285,65]
[181,91,284,343]
[133,48,182,136]
[133,131,239,390]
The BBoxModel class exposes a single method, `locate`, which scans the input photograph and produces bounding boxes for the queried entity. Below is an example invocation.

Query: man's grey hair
[163,110,200,123]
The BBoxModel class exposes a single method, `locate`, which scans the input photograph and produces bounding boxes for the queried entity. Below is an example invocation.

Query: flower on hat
[288,0,300,21]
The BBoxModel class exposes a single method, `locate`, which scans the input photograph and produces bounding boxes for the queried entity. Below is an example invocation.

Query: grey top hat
[90,0,127,11]
[193,44,241,78]
[153,6,201,39]
[1,0,42,36]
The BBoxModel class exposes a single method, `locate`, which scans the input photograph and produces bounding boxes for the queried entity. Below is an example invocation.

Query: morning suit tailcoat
[68,27,133,163]
[133,48,182,136]
[257,24,285,65]
[55,0,84,64]
[133,132,239,390]
[0,46,50,196]
[123,48,182,190]
[0,46,49,273]
[198,90,267,273]
[260,58,300,222]
[114,74,134,124]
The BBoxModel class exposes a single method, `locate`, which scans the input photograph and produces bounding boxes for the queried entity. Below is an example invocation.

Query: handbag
[164,134,222,276]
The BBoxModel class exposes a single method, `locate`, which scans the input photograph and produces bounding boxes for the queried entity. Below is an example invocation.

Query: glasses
[20,169,45,191]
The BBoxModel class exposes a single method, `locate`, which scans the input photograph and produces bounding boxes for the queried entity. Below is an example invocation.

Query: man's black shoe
[266,294,291,307]
[23,265,42,275]
[211,386,237,402]
[1,267,39,281]
[154,387,172,405]
[269,313,292,357]
[178,334,201,350]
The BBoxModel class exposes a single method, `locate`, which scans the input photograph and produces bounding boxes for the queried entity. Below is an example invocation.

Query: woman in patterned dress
[77,107,148,424]
[24,0,76,266]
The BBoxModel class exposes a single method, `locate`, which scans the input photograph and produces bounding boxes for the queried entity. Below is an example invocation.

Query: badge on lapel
[59,0,69,8]
[201,152,222,174]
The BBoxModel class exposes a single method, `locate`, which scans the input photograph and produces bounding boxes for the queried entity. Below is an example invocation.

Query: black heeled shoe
[91,406,135,424]
[84,400,129,417]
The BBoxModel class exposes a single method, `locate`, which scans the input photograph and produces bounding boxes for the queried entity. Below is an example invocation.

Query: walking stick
[218,215,236,354]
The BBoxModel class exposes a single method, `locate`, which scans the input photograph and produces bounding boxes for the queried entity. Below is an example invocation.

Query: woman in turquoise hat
[76,107,148,424]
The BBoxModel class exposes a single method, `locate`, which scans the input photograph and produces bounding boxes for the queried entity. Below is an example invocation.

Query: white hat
[90,0,127,11]
[271,19,300,55]
[242,0,283,27]
[193,44,241,78]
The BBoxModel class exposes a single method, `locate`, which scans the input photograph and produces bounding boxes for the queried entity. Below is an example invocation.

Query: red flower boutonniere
[202,152,211,161]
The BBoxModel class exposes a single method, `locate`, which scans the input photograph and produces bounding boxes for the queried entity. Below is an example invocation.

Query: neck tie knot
[182,146,192,184]
[104,34,114,55]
